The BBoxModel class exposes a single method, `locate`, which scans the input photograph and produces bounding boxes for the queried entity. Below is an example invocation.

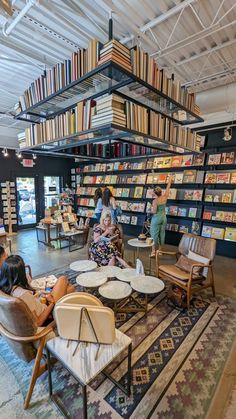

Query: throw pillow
[175,255,203,276]
[188,250,210,277]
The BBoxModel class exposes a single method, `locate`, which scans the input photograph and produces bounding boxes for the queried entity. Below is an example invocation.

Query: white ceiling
[0,0,236,147]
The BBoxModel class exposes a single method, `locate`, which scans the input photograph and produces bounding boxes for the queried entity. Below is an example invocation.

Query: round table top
[69,260,97,272]
[76,271,108,288]
[99,280,132,300]
[128,238,153,248]
[97,266,122,277]
[131,275,165,294]
[115,268,142,283]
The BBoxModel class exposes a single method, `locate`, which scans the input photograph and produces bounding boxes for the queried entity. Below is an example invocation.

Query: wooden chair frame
[156,250,216,308]
[0,321,55,409]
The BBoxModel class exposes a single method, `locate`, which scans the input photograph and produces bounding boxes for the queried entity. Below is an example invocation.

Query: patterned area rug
[0,266,236,419]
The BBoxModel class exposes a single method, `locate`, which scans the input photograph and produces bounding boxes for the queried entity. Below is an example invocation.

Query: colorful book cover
[191,221,200,235]
[130,216,138,225]
[211,227,225,240]
[188,207,197,218]
[178,207,187,217]
[203,211,212,220]
[224,228,236,241]
[134,186,144,199]
[233,213,236,222]
[215,211,225,221]
[202,225,212,238]
[162,157,172,168]
[222,192,232,203]
[174,172,184,184]
[146,174,154,184]
[115,188,122,197]
[230,172,236,184]
[179,225,189,233]
[146,189,153,199]
[182,155,193,166]
[183,170,196,183]
[122,188,130,197]
[171,156,183,167]
[233,190,236,203]
[224,212,233,222]
[213,194,220,203]
[216,173,231,184]
[192,154,205,166]
[184,190,194,200]
[137,174,147,184]
[204,193,213,202]
[158,173,168,183]
[169,205,178,216]
[205,172,217,184]
[193,190,203,200]
[168,189,177,199]
[221,152,235,165]
[207,153,221,165]
[110,175,117,184]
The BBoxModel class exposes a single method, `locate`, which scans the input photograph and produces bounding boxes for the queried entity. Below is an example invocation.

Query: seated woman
[89,210,129,267]
[0,255,75,327]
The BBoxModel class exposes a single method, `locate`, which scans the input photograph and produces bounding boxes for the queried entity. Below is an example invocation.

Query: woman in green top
[150,175,172,256]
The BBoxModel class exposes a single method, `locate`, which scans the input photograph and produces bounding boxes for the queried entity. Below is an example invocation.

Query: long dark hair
[102,187,113,207]
[0,255,32,295]
[94,187,102,206]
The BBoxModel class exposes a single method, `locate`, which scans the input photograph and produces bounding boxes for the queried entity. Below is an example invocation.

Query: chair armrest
[189,263,211,280]
[158,251,177,256]
[0,321,56,343]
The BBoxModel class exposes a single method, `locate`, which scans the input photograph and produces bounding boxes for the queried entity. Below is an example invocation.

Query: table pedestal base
[113,293,148,315]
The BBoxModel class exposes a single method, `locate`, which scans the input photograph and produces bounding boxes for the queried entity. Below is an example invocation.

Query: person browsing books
[94,187,103,223]
[89,210,129,267]
[0,255,75,327]
[150,175,173,256]
[102,187,117,223]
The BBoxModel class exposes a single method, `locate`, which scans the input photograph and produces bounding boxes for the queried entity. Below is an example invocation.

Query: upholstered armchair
[0,291,55,409]
[156,234,216,308]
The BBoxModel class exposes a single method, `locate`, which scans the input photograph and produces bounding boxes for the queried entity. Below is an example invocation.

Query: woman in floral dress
[89,211,128,267]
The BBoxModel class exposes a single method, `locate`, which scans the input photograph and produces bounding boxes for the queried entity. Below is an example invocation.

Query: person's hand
[46,293,55,304]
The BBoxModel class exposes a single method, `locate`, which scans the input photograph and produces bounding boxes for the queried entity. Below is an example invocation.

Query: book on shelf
[131,216,138,225]
[216,172,231,184]
[191,221,201,235]
[182,155,193,166]
[205,172,217,184]
[203,211,212,220]
[221,152,235,165]
[230,172,236,184]
[179,224,189,233]
[224,227,236,241]
[224,212,234,222]
[188,207,198,218]
[192,154,205,166]
[146,188,153,198]
[174,173,184,184]
[208,154,221,165]
[168,189,177,199]
[98,39,132,72]
[222,192,232,203]
[178,207,187,217]
[184,190,193,200]
[202,225,212,238]
[183,170,197,183]
[171,156,183,167]
[169,206,178,216]
[134,186,144,199]
[211,227,225,240]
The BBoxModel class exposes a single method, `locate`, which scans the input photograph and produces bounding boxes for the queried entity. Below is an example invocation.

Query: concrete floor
[0,228,235,418]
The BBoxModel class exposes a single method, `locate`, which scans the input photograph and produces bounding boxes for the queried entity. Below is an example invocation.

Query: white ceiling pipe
[196,82,236,114]
[2,0,38,37]
[120,0,196,44]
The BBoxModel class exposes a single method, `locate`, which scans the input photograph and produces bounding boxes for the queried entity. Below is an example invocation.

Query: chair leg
[24,337,46,409]
[210,267,216,297]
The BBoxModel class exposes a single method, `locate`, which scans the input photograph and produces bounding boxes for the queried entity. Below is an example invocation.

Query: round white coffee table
[115,268,141,283]
[69,260,97,272]
[99,280,132,314]
[76,271,108,289]
[128,238,153,274]
[97,266,122,278]
[131,275,165,314]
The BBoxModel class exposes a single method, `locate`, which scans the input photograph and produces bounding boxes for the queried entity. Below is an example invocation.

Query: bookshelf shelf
[15,62,203,126]
[19,123,194,155]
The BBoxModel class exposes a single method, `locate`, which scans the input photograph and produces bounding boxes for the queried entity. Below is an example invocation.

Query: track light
[32,153,37,160]
[2,148,8,157]
[16,150,22,159]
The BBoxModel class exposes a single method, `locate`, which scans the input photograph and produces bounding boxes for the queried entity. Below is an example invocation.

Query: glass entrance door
[16,177,37,226]
[44,176,61,209]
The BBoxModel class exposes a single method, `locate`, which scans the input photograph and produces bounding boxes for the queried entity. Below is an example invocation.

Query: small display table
[69,260,97,272]
[59,230,85,252]
[76,271,108,290]
[46,330,132,419]
[99,280,132,314]
[128,238,153,274]
[130,275,165,314]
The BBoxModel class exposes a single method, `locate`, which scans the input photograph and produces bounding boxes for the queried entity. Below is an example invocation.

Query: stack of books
[91,94,126,128]
[98,39,132,72]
